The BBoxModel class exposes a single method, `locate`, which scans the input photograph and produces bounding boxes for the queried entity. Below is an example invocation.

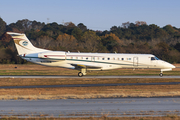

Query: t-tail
[7,32,49,55]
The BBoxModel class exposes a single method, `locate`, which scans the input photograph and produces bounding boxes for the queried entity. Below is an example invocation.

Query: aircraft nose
[171,64,176,68]
[165,62,175,69]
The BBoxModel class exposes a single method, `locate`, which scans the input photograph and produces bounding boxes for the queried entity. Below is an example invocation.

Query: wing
[70,63,102,69]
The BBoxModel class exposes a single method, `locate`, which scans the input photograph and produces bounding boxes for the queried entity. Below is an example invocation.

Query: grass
[0,64,180,100]
[0,84,180,100]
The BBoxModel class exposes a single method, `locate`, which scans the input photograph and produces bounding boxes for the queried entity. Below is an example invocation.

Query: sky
[0,0,180,31]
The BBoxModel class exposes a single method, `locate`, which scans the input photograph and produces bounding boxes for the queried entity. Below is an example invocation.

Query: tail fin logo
[14,38,31,50]
[22,41,28,46]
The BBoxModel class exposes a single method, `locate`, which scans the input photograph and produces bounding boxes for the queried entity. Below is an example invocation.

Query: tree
[101,33,123,52]
[0,17,6,36]
[153,42,170,61]
[174,43,180,52]
[110,26,118,32]
[32,35,53,49]
[16,19,32,31]
[77,23,87,32]
[71,28,82,41]
[163,25,178,36]
[122,21,130,28]
[135,21,147,26]
[0,33,12,47]
[7,19,45,32]
[41,22,62,37]
[101,36,119,52]
[79,31,101,52]
[31,20,45,30]
[54,33,77,51]
[64,22,76,28]
[101,33,122,44]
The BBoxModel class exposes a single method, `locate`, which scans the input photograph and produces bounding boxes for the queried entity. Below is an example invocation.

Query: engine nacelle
[38,51,66,60]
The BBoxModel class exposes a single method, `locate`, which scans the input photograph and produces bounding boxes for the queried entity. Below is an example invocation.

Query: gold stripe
[14,39,31,51]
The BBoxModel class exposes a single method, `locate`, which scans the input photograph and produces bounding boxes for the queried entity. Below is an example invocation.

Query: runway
[1,97,180,118]
[1,75,180,78]
[0,82,180,89]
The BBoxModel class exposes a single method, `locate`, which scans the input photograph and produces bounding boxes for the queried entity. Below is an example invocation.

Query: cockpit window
[155,57,159,60]
[151,57,156,60]
[151,56,159,60]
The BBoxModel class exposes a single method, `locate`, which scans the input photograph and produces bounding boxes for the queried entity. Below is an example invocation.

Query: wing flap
[71,63,102,69]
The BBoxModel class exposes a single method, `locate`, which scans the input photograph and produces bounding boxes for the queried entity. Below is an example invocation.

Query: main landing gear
[78,68,87,77]
[78,72,83,77]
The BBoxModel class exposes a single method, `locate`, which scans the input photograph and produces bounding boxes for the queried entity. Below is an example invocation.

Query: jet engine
[38,51,66,60]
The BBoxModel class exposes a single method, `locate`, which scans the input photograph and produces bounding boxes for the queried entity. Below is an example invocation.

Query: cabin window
[118,58,120,60]
[102,58,105,60]
[86,57,88,60]
[113,58,115,60]
[71,57,73,59]
[129,58,131,60]
[97,57,99,60]
[81,57,83,59]
[76,57,78,59]
[122,58,124,60]
[108,58,110,60]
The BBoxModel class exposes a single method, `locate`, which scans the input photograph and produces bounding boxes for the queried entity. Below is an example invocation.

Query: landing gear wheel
[159,73,163,77]
[78,72,83,77]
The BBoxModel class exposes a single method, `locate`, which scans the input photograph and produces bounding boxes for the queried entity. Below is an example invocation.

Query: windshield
[151,56,159,60]
[155,56,159,60]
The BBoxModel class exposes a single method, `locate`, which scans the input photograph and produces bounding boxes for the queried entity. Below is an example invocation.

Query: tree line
[0,17,180,64]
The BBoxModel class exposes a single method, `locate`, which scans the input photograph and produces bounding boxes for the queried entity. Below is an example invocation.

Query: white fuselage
[21,51,175,71]
[7,32,175,77]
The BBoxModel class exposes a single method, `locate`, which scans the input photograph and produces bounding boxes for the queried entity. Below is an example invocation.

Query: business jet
[7,32,175,77]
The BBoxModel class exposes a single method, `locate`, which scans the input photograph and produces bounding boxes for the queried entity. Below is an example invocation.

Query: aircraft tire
[159,73,163,77]
[78,72,83,77]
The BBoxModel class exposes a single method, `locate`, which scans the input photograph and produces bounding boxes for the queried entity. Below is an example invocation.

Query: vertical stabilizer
[7,32,49,55]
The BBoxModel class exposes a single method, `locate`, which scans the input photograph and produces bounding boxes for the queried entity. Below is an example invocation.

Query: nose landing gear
[159,73,163,77]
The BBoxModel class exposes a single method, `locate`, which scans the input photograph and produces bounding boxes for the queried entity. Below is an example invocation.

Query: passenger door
[133,57,138,67]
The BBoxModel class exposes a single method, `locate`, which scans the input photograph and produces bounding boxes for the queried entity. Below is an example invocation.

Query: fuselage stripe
[22,56,151,67]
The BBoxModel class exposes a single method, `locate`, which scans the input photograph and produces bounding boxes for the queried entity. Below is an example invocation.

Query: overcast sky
[0,0,180,31]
